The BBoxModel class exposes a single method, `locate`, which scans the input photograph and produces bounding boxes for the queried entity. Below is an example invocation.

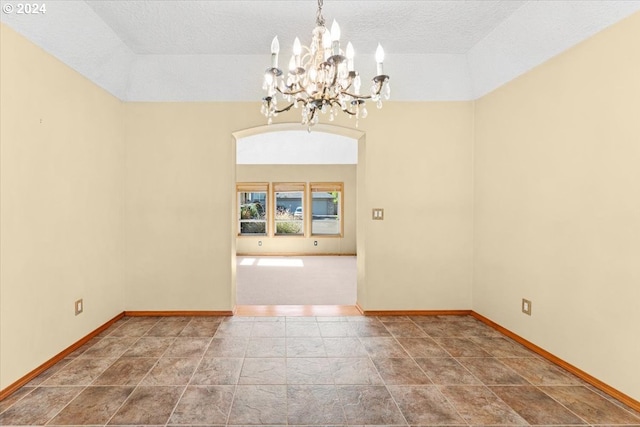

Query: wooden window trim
[237,182,269,192]
[273,182,306,192]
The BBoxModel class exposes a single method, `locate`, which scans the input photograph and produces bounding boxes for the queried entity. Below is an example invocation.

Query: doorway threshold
[235,305,361,317]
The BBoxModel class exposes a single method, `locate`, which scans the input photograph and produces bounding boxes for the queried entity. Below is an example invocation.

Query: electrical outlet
[522,298,531,316]
[314,240,318,246]
[258,240,262,246]
[75,299,84,316]
[372,208,384,220]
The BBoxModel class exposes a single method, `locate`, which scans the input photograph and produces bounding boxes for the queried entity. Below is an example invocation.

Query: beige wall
[473,12,640,400]
[123,102,474,311]
[236,164,357,255]
[360,102,474,310]
[0,25,125,389]
[123,103,244,311]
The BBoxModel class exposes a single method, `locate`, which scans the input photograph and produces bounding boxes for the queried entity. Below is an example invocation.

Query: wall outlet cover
[75,299,84,316]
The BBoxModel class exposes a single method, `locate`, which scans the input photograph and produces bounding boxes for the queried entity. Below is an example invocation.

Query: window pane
[238,191,267,235]
[275,191,303,235]
[312,190,341,235]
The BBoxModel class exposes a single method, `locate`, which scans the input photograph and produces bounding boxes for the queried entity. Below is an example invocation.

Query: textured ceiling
[83,1,526,55]
[2,0,639,102]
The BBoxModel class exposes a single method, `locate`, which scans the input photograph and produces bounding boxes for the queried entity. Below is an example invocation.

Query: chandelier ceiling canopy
[261,0,390,128]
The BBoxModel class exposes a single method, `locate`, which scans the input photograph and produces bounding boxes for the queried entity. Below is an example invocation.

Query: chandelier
[261,0,390,128]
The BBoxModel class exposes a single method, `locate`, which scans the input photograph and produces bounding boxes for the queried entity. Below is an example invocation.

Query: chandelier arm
[328,99,356,115]
[329,69,339,88]
[341,92,372,100]
[272,97,310,114]
[320,85,330,98]
[276,86,309,97]
[300,47,313,66]
[371,76,390,95]
[272,102,296,114]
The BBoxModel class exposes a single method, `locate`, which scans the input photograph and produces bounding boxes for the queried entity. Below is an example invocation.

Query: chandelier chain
[316,0,325,26]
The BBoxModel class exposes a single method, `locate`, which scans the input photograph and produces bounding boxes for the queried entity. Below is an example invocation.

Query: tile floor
[1,314,639,426]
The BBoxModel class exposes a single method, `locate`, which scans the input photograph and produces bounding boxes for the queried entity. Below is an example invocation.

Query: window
[237,181,344,238]
[310,183,343,236]
[237,183,268,235]
[273,183,305,236]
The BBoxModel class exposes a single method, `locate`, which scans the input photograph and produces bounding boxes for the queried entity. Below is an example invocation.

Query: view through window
[274,183,305,235]
[311,183,343,236]
[237,183,268,235]
[237,182,343,237]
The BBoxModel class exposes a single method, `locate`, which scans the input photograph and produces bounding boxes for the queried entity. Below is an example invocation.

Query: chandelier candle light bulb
[322,30,331,60]
[376,44,385,76]
[331,20,341,55]
[271,36,279,68]
[293,37,302,68]
[261,0,390,128]
[346,42,354,72]
[288,56,297,73]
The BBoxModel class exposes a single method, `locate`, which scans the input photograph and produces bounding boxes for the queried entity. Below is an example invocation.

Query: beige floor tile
[2,314,637,427]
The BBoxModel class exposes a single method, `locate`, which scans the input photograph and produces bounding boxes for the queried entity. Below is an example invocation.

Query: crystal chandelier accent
[261,0,390,128]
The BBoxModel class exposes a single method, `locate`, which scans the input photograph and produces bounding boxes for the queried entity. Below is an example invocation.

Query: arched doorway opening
[230,123,366,314]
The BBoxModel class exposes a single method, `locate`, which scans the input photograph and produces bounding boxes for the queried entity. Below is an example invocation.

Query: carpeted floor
[236,256,357,305]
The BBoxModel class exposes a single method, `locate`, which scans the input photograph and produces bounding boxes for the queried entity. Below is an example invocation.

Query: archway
[230,123,366,313]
